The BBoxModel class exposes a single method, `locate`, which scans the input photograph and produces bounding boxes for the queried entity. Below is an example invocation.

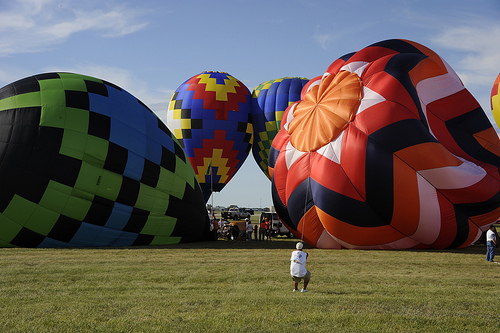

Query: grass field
[1,237,499,332]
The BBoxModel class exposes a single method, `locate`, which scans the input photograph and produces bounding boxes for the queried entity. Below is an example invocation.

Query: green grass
[1,239,499,332]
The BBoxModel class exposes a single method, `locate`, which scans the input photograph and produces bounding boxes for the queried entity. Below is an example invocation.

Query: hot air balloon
[269,39,500,250]
[167,71,253,202]
[251,77,309,179]
[491,73,500,127]
[0,72,210,247]
[300,75,322,100]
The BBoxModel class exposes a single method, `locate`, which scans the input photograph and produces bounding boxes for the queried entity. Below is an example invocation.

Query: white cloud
[312,21,376,51]
[430,18,500,114]
[312,30,337,50]
[432,23,500,75]
[0,0,148,57]
[41,8,148,39]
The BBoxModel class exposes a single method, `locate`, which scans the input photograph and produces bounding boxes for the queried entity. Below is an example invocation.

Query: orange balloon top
[289,71,363,152]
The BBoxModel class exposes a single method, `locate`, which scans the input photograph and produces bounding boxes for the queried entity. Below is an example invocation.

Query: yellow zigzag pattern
[197,73,240,101]
[196,149,230,183]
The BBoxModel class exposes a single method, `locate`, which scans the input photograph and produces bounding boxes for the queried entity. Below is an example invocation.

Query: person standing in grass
[486,225,497,262]
[265,218,271,240]
[259,218,267,241]
[246,218,253,241]
[290,242,311,292]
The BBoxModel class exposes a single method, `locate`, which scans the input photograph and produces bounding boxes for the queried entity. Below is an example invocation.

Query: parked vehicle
[229,221,247,240]
[221,207,251,220]
[259,212,292,237]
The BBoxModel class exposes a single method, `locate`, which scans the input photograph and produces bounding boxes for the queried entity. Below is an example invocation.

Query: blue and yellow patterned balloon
[251,77,309,179]
[167,71,253,202]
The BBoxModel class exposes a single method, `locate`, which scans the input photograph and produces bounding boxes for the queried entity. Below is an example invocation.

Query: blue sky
[1,0,499,209]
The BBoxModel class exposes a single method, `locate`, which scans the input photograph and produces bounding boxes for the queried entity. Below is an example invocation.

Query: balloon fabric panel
[270,39,500,249]
[0,73,210,247]
[491,74,500,127]
[251,77,309,179]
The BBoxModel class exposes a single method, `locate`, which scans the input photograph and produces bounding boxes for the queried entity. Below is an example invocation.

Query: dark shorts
[292,270,311,282]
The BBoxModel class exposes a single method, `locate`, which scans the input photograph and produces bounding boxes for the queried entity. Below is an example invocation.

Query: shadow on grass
[113,241,490,254]
[143,238,301,250]
[168,239,490,253]
[413,244,488,255]
[52,238,491,253]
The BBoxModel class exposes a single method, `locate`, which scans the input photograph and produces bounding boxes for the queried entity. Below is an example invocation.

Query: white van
[259,212,292,237]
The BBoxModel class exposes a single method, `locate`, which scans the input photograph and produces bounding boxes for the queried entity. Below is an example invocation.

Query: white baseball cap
[296,242,303,249]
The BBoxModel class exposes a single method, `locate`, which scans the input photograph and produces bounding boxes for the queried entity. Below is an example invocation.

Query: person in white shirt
[246,219,253,241]
[486,225,497,262]
[290,242,311,292]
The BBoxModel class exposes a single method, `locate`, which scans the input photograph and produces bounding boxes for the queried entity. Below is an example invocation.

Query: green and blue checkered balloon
[0,73,210,247]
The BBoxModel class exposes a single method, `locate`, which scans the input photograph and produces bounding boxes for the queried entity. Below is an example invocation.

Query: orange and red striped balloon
[270,39,500,249]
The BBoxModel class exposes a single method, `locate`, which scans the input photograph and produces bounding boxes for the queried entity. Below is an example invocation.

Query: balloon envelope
[252,77,309,179]
[270,39,500,249]
[0,72,210,247]
[491,73,500,127]
[167,71,253,202]
[300,75,322,100]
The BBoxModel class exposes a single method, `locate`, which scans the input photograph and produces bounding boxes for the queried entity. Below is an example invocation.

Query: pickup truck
[221,207,251,220]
